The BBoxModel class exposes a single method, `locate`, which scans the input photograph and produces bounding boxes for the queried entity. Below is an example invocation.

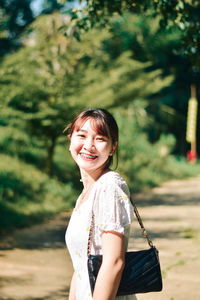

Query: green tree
[62,0,200,67]
[77,50,173,109]
[99,13,196,155]
[2,9,200,232]
[115,106,176,191]
[0,13,81,174]
[0,12,173,174]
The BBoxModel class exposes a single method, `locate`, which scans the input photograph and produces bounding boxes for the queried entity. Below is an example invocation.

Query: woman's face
[69,119,116,173]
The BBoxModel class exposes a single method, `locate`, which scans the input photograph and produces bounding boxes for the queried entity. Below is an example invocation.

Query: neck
[80,168,109,189]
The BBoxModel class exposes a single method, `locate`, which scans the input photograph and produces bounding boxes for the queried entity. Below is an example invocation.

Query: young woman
[65,108,137,300]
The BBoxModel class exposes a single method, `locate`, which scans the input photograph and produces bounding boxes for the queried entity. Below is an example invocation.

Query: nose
[83,137,95,151]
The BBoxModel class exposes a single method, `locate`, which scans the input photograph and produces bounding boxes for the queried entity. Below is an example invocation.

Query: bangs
[74,116,110,138]
[64,108,119,169]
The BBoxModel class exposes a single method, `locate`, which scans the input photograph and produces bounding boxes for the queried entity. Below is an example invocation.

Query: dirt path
[0,176,200,300]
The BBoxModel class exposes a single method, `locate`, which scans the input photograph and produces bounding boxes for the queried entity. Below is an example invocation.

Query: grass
[180,227,198,239]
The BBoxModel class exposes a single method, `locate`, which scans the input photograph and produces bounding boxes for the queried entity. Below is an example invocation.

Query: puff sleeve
[93,172,133,238]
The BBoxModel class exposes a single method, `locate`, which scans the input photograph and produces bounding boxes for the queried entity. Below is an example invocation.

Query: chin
[79,162,106,173]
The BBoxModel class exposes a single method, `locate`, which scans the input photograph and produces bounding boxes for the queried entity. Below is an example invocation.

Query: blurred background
[0,1,200,299]
[1,0,200,232]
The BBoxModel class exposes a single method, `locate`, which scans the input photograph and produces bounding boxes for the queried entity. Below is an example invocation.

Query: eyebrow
[76,129,87,132]
[76,129,106,137]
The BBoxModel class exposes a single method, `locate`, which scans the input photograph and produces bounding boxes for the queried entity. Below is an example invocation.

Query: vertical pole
[191,84,196,98]
[190,84,197,156]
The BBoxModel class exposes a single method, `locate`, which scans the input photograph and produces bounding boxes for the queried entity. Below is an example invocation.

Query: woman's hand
[92,231,125,300]
[69,272,76,300]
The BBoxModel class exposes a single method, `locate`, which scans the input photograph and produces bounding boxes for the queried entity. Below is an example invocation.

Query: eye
[96,136,106,141]
[77,134,85,138]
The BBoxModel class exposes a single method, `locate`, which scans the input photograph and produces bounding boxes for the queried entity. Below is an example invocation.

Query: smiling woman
[69,119,116,173]
[64,108,137,300]
[64,108,118,171]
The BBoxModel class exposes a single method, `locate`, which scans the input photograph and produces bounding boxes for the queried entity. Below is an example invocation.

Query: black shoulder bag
[87,197,163,296]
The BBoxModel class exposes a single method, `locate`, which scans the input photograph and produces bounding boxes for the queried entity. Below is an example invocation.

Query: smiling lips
[79,153,97,160]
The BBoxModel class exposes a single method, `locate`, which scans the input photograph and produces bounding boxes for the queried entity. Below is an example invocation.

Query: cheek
[99,143,112,156]
[70,139,82,153]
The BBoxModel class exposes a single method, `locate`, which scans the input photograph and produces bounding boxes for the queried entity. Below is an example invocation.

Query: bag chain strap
[130,196,154,248]
[87,196,154,257]
[87,210,95,257]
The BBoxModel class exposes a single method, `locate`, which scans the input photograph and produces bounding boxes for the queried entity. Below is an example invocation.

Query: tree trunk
[45,136,57,176]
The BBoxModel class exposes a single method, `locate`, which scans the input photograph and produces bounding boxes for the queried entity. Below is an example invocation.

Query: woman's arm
[92,231,125,300]
[68,272,76,300]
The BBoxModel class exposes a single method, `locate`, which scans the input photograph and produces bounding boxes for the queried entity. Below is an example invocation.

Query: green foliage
[77,50,173,109]
[101,13,198,155]
[1,10,200,233]
[162,156,200,179]
[0,13,174,174]
[115,107,200,192]
[0,153,77,232]
[115,107,175,191]
[62,0,200,67]
[180,227,198,239]
[154,0,200,66]
[103,12,182,65]
[0,13,85,174]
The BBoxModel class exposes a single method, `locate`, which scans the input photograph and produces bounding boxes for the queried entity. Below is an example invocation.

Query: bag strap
[87,210,95,257]
[130,196,153,248]
[87,195,154,257]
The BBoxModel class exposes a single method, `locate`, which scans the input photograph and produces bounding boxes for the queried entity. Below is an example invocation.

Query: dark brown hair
[64,108,119,169]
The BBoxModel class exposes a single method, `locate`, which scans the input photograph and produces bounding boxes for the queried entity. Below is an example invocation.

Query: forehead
[78,119,95,132]
[74,117,110,137]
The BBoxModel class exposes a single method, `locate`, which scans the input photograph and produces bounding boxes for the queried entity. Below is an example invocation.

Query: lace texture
[91,172,134,255]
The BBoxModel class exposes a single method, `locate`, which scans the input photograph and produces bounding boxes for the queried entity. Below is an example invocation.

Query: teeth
[80,153,96,159]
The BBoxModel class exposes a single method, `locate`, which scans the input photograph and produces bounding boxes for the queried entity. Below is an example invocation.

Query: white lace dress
[66,171,137,300]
